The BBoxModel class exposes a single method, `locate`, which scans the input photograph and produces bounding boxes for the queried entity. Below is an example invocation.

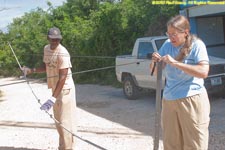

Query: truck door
[134,41,157,89]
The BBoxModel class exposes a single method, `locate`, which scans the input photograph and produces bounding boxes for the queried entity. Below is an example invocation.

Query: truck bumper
[204,75,225,94]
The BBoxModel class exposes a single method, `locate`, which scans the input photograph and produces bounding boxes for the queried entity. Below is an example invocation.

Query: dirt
[0,77,225,150]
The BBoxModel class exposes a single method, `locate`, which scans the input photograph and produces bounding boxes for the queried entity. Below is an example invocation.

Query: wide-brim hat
[48,27,62,39]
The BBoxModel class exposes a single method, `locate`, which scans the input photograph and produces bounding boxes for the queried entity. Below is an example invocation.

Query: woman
[151,15,210,150]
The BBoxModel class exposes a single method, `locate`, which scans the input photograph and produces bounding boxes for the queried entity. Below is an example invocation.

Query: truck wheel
[123,76,139,100]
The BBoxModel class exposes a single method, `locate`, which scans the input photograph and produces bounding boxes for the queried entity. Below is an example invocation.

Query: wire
[0,59,146,87]
[8,42,23,70]
[13,53,117,59]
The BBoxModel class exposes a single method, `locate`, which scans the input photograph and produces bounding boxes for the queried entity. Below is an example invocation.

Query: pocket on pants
[181,93,210,125]
[63,89,70,95]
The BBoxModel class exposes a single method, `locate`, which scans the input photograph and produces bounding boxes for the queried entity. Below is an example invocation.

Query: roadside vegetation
[0,0,179,86]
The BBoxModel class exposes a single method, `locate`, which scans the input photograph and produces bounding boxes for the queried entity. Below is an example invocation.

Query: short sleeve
[193,40,209,63]
[58,47,72,69]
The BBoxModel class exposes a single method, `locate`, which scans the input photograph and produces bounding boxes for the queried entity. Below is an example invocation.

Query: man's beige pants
[162,92,210,150]
[53,87,77,150]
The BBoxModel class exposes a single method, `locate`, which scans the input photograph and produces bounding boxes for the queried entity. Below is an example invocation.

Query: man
[25,27,77,150]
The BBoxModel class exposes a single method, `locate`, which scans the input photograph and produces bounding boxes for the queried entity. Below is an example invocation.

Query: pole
[8,42,23,70]
[153,62,163,150]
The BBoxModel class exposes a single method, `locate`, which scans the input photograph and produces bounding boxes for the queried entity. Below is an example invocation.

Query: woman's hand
[161,54,178,65]
[152,52,161,62]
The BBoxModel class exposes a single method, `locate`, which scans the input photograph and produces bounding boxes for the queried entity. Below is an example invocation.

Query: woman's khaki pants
[162,92,210,150]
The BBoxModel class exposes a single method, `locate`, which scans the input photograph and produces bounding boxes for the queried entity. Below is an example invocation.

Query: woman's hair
[167,15,197,61]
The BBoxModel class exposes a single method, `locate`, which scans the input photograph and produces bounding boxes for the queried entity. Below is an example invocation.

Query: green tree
[0,0,179,85]
[7,8,52,67]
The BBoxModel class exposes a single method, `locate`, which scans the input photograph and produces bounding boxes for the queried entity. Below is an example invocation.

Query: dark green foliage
[0,0,179,85]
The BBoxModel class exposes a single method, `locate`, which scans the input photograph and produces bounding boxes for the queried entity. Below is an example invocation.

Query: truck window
[196,16,225,58]
[207,45,225,58]
[138,42,154,59]
[155,39,167,50]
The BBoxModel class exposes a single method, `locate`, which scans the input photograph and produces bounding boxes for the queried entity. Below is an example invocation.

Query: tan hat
[48,27,62,39]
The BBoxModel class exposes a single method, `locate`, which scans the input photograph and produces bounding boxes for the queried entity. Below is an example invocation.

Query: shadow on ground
[0,147,41,150]
[0,121,55,129]
[76,84,225,139]
[76,84,158,136]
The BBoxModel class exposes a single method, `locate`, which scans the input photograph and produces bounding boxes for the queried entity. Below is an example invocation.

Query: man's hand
[40,96,56,111]
[21,66,32,75]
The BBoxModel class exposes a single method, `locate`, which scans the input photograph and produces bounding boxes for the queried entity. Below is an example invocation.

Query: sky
[0,0,66,32]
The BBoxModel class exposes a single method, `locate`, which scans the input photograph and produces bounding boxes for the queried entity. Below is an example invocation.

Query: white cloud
[0,0,66,32]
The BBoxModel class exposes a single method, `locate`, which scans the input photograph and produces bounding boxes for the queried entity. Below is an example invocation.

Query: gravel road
[0,77,225,150]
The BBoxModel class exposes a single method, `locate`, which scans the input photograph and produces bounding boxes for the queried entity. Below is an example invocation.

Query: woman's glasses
[166,31,184,38]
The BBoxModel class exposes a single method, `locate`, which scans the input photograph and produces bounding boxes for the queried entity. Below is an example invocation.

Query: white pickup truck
[115,36,225,99]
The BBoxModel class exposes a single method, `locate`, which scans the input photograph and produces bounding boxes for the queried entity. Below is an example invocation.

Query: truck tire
[123,76,139,100]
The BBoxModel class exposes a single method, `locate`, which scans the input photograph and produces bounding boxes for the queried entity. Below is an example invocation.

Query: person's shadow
[0,147,41,150]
